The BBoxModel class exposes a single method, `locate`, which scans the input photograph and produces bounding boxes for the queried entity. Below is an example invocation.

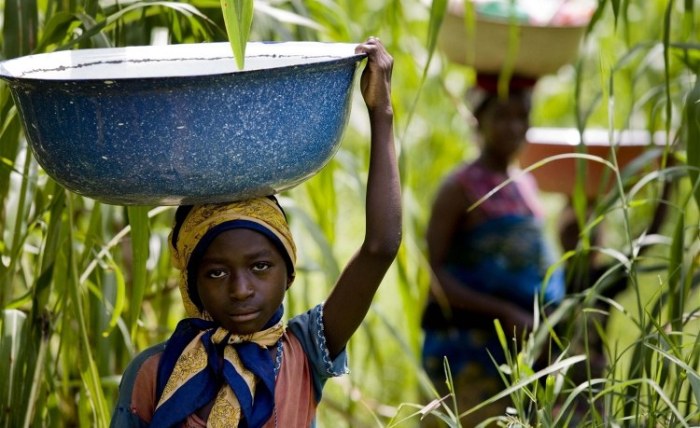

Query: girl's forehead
[205,228,278,252]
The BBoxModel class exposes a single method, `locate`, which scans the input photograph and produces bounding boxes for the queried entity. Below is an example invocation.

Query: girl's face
[196,228,290,334]
[477,92,531,161]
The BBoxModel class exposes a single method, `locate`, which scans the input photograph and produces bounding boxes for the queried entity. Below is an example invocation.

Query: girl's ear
[286,274,295,290]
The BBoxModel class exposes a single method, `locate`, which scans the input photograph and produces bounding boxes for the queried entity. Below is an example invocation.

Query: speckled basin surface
[0,42,364,205]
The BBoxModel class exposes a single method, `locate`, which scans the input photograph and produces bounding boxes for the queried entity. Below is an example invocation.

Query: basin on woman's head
[0,42,365,205]
[437,0,590,78]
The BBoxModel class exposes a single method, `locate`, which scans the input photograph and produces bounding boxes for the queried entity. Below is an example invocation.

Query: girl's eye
[207,269,227,279]
[251,262,271,272]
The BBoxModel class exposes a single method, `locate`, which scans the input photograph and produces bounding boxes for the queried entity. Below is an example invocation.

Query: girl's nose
[228,273,254,300]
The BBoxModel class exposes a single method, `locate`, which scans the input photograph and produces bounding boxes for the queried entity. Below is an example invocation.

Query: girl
[111,37,400,427]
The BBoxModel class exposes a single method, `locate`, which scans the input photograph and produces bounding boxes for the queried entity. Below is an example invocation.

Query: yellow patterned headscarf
[152,197,297,427]
[169,196,297,318]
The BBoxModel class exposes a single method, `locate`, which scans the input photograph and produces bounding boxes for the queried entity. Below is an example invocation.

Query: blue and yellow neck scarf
[152,197,297,427]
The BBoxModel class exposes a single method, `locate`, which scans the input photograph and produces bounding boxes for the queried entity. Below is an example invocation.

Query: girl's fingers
[356,37,393,109]
[355,36,383,55]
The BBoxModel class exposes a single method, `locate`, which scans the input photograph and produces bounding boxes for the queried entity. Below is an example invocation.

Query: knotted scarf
[152,197,297,427]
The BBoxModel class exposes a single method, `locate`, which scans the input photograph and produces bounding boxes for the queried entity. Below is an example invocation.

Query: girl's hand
[355,37,393,114]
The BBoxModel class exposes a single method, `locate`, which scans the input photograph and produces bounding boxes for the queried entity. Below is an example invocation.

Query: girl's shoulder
[287,304,349,381]
[121,342,167,386]
[110,343,167,427]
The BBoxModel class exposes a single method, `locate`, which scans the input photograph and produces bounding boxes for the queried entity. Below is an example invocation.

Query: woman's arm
[322,38,402,358]
[426,175,533,334]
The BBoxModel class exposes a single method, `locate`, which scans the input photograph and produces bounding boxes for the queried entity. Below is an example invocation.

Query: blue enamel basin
[0,42,364,205]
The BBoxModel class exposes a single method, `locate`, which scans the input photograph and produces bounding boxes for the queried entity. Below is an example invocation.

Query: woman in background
[421,74,565,426]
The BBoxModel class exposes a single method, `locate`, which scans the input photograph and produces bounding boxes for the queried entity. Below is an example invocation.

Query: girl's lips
[229,311,259,323]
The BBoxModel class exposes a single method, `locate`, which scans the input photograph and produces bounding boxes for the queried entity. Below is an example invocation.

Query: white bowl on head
[437,0,588,77]
[0,41,365,205]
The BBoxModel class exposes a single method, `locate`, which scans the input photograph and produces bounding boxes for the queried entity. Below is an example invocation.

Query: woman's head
[470,74,535,163]
[170,197,296,332]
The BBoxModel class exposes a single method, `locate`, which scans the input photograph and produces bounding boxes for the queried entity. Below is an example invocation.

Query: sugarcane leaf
[0,309,27,424]
[126,206,150,338]
[686,76,700,211]
[34,12,85,52]
[220,0,254,69]
[2,0,38,58]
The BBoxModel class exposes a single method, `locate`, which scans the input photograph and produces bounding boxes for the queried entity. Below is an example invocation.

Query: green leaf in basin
[220,0,254,70]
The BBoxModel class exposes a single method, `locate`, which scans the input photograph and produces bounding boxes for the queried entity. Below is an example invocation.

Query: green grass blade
[102,259,126,338]
[0,309,27,428]
[21,316,49,428]
[399,0,447,142]
[33,12,85,52]
[126,206,150,338]
[2,0,38,58]
[646,342,700,416]
[79,201,103,265]
[0,141,29,307]
[611,0,621,27]
[685,76,700,211]
[65,196,110,426]
[220,0,254,69]
[662,0,674,168]
[425,0,447,65]
[9,314,46,427]
[458,355,587,420]
[253,2,324,32]
[667,211,685,335]
[0,101,20,203]
[34,189,67,309]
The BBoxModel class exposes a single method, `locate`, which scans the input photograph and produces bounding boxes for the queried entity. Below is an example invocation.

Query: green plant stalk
[496,0,519,99]
[668,212,685,337]
[2,0,38,58]
[1,146,32,308]
[460,355,587,421]
[462,0,476,67]
[79,206,171,284]
[649,339,700,420]
[686,76,700,211]
[9,318,39,426]
[0,103,20,219]
[0,309,26,428]
[686,333,700,414]
[127,206,149,339]
[21,314,49,428]
[307,163,338,243]
[97,259,127,338]
[65,195,110,426]
[661,0,674,169]
[400,0,445,141]
[35,188,66,312]
[605,46,640,424]
[220,0,254,69]
[79,201,103,266]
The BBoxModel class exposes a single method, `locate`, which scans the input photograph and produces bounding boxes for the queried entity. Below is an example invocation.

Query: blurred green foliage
[0,0,698,426]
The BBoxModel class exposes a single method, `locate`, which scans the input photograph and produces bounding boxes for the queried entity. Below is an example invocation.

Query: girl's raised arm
[321,38,402,358]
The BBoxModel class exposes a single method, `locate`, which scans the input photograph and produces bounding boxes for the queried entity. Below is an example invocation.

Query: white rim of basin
[0,41,363,81]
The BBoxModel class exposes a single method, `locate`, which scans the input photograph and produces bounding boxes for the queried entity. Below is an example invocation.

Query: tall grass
[0,0,698,427]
